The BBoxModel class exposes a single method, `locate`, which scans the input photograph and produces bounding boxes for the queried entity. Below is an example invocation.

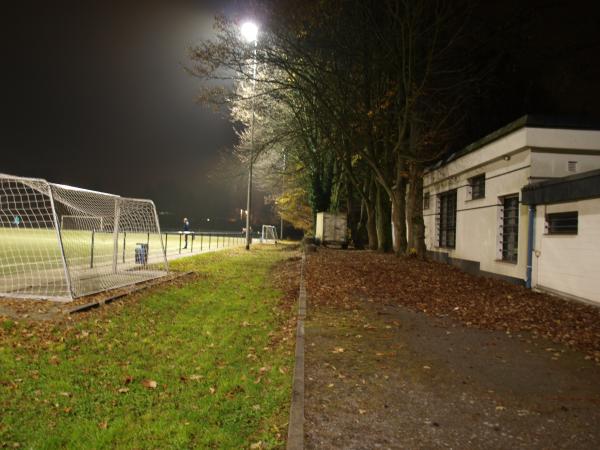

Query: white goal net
[61,215,104,231]
[0,173,168,301]
[260,225,278,244]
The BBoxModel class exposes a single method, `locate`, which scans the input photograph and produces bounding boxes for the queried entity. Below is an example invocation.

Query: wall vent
[567,160,578,173]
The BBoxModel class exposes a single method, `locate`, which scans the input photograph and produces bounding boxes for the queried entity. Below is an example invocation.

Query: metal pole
[526,205,536,289]
[179,233,182,254]
[165,233,168,254]
[209,234,211,250]
[112,198,121,275]
[191,233,195,252]
[90,230,95,269]
[245,42,257,251]
[48,185,74,298]
[281,152,286,241]
[149,200,168,273]
[122,231,126,263]
[200,234,203,251]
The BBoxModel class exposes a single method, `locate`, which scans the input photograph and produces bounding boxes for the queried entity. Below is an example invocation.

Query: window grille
[545,211,578,235]
[468,174,485,200]
[423,192,430,210]
[438,190,457,248]
[499,195,519,263]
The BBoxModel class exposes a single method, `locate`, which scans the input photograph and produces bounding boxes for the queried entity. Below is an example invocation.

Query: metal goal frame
[0,173,169,301]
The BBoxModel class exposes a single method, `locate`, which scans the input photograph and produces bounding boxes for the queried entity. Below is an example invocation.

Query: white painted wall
[423,125,600,285]
[531,151,600,179]
[423,149,530,281]
[532,198,600,305]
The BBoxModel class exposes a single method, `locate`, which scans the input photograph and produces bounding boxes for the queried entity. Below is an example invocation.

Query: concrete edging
[287,251,307,450]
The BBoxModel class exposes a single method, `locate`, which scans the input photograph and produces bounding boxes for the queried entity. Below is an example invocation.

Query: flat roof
[428,115,600,171]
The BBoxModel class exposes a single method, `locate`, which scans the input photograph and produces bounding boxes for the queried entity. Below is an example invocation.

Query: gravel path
[304,249,600,449]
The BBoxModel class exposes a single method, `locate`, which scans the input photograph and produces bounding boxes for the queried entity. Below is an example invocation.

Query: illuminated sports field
[0,227,244,300]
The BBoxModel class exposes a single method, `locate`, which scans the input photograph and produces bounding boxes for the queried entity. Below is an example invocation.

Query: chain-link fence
[162,231,248,258]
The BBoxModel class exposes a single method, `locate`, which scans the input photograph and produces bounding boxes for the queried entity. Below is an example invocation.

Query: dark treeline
[189,0,600,256]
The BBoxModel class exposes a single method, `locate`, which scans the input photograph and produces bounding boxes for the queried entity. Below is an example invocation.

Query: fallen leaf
[98,421,108,430]
[141,379,157,389]
[118,387,129,394]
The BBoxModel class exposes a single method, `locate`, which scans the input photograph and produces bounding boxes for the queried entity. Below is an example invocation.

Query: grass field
[0,245,297,448]
[0,227,245,298]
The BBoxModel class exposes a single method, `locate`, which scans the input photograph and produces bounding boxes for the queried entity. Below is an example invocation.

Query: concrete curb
[287,252,307,450]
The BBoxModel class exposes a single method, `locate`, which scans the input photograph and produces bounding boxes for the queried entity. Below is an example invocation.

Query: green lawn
[0,245,296,449]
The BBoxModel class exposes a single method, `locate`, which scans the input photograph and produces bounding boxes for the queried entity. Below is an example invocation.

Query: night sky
[1,1,600,231]
[0,1,249,231]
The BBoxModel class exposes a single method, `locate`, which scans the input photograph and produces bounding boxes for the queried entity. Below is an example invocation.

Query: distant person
[13,215,22,227]
[182,217,190,249]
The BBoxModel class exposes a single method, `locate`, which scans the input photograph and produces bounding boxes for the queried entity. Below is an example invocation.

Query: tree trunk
[365,177,378,250]
[390,179,408,255]
[365,200,377,250]
[375,182,392,252]
[408,163,427,258]
[347,177,364,249]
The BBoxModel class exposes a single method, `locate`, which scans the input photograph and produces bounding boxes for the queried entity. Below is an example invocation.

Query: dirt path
[304,249,600,449]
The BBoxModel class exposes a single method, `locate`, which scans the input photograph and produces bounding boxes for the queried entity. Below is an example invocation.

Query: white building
[423,115,600,305]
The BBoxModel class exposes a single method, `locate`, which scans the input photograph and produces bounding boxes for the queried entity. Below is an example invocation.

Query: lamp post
[241,21,258,250]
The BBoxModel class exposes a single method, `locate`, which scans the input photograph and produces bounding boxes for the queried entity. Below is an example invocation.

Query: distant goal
[0,173,169,301]
[260,225,278,244]
[61,215,104,231]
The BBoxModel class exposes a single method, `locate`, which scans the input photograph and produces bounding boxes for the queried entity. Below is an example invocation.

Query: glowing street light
[241,21,259,43]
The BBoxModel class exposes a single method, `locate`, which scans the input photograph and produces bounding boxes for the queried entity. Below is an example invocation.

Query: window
[468,174,485,200]
[498,195,519,263]
[423,192,430,210]
[438,190,457,248]
[546,212,578,235]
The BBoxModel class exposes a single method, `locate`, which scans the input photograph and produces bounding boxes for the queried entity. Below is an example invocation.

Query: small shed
[315,212,347,246]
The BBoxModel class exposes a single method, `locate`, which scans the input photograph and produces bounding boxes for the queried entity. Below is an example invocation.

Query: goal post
[0,173,169,301]
[260,225,278,243]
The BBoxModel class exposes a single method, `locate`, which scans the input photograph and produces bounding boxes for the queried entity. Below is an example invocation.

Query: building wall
[423,125,600,287]
[531,150,600,179]
[532,198,600,305]
[423,149,531,283]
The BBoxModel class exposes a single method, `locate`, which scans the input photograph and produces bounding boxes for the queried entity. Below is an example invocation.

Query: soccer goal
[61,215,104,231]
[0,173,168,301]
[260,225,278,244]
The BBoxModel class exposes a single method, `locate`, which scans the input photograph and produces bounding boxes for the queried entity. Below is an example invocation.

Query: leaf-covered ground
[304,248,600,449]
[0,245,299,449]
[307,249,600,361]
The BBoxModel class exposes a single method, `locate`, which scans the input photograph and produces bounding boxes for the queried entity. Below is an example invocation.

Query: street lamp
[241,22,258,43]
[241,21,258,250]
